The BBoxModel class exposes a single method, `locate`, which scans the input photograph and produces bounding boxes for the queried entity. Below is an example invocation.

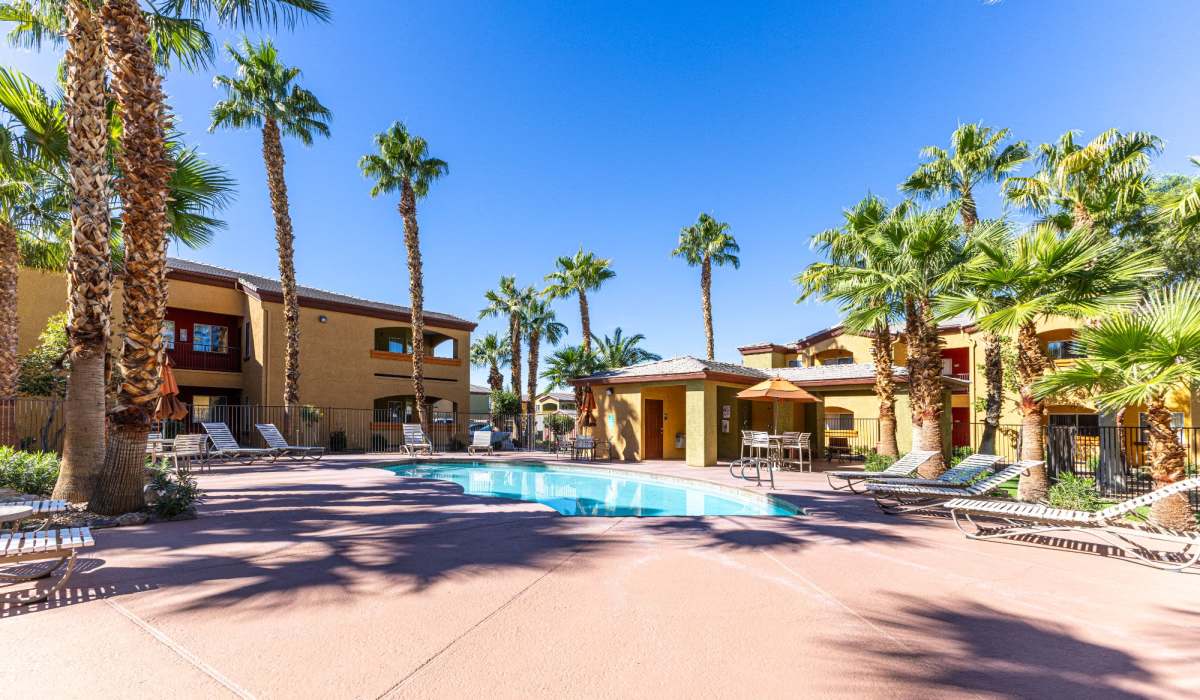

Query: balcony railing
[167,340,241,372]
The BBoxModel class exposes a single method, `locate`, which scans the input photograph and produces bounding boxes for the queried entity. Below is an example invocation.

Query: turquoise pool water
[385,462,798,517]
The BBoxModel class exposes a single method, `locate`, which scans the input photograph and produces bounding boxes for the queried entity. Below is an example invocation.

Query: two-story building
[18,258,476,432]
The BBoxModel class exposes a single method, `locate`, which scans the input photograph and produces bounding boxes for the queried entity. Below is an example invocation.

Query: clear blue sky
[5,1,1199,389]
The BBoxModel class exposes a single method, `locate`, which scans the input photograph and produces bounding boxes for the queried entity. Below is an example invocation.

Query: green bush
[148,465,204,519]
[863,451,896,472]
[949,446,973,467]
[1048,473,1102,512]
[0,447,60,496]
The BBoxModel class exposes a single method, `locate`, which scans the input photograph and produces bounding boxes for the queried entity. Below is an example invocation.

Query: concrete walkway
[2,454,1196,699]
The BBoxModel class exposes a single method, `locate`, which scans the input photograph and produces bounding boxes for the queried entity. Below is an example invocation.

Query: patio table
[1,505,34,532]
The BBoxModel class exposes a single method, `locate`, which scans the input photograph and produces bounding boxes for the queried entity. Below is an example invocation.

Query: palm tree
[943,224,1161,501]
[672,213,739,360]
[1035,282,1200,529]
[543,248,614,353]
[797,194,903,457]
[470,332,510,392]
[359,122,446,431]
[522,297,567,414]
[591,327,661,368]
[480,277,535,413]
[1005,129,1162,232]
[1155,156,1200,233]
[541,345,602,427]
[903,123,1030,453]
[212,37,330,421]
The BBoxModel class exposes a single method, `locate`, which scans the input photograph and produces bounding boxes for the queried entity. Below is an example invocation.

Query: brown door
[644,399,664,460]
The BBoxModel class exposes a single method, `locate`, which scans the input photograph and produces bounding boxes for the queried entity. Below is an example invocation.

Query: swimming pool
[385,462,799,517]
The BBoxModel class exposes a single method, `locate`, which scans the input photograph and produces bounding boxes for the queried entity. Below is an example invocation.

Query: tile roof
[579,356,970,389]
[585,356,767,381]
[767,363,907,383]
[470,384,491,394]
[167,257,474,328]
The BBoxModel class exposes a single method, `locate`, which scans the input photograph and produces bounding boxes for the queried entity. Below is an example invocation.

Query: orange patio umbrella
[155,354,189,422]
[736,378,817,433]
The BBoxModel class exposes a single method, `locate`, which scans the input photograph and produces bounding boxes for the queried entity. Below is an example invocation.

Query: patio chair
[944,476,1200,571]
[255,423,325,461]
[402,423,434,456]
[168,433,208,472]
[825,449,939,493]
[468,430,494,455]
[866,459,1040,515]
[572,436,595,461]
[0,526,95,604]
[780,432,813,472]
[201,422,277,465]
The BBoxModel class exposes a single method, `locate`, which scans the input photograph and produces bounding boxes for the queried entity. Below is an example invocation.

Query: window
[1137,412,1185,442]
[1049,413,1100,435]
[786,359,803,368]
[193,324,229,353]
[386,399,415,423]
[386,337,411,354]
[1046,340,1082,360]
[542,402,559,413]
[161,320,176,350]
[192,394,228,423]
[825,413,854,431]
[243,321,253,360]
[823,356,853,366]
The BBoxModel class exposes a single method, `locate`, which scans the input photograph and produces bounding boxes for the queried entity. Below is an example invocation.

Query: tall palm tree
[522,297,567,412]
[943,224,1161,501]
[902,123,1030,454]
[212,37,331,419]
[470,332,510,392]
[543,248,614,354]
[1155,156,1200,233]
[480,276,535,412]
[541,345,602,427]
[1005,129,1162,232]
[797,194,904,457]
[359,122,446,431]
[672,213,739,360]
[1035,282,1200,529]
[591,327,661,368]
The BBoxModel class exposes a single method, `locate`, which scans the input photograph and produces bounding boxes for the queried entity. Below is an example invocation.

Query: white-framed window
[243,321,253,360]
[822,355,854,366]
[786,359,803,368]
[162,320,176,350]
[1137,412,1185,442]
[825,413,854,430]
[193,324,229,353]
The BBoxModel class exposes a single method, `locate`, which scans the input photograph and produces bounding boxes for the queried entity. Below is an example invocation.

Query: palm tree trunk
[1144,395,1194,529]
[526,327,540,438]
[911,300,946,476]
[960,188,978,232]
[578,288,591,354]
[871,322,898,457]
[94,0,174,515]
[1015,320,1049,502]
[487,362,503,392]
[701,256,714,360]
[979,332,1003,454]
[509,313,523,442]
[0,220,19,447]
[261,117,302,425]
[54,0,113,503]
[399,178,427,431]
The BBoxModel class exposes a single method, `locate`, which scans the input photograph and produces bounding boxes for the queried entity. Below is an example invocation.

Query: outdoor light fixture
[606,388,614,396]
[318,315,328,323]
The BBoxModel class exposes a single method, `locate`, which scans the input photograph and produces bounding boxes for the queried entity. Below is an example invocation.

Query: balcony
[167,340,241,372]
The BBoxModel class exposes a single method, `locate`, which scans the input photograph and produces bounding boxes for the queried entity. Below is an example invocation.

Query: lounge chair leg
[16,549,76,605]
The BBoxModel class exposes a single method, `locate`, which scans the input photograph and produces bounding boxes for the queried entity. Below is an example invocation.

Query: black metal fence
[823,417,879,459]
[1046,424,1200,507]
[969,422,1023,464]
[3,397,582,456]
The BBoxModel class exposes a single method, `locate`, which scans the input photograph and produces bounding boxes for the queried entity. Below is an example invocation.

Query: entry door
[644,400,664,460]
[951,407,970,448]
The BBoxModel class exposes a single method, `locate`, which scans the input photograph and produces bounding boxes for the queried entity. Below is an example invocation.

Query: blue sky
[4,1,1200,389]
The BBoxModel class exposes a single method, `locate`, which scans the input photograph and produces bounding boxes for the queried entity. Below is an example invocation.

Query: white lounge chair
[402,423,434,456]
[866,459,1039,515]
[255,423,325,461]
[201,422,277,464]
[467,430,493,455]
[944,476,1200,571]
[0,527,95,603]
[825,449,939,493]
[867,453,1004,489]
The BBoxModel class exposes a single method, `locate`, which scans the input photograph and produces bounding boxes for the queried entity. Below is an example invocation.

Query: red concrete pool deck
[2,454,1196,699]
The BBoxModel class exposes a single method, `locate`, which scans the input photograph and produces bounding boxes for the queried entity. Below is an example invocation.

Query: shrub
[490,390,520,418]
[949,446,973,467]
[0,447,60,496]
[863,451,896,472]
[147,465,204,519]
[1048,473,1102,512]
[544,413,574,436]
[329,430,347,452]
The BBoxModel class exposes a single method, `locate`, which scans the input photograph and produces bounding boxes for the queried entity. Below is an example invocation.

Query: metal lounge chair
[200,422,277,465]
[255,423,325,461]
[0,526,95,604]
[868,453,1004,489]
[825,449,939,493]
[467,430,494,455]
[944,476,1200,571]
[867,459,1039,515]
[402,423,434,456]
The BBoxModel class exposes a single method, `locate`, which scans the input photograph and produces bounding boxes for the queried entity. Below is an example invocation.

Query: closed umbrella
[579,388,597,430]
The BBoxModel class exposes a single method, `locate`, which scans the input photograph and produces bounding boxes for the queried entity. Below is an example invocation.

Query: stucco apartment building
[17,258,476,425]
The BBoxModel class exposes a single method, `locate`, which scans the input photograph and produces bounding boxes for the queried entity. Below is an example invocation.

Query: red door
[951,407,970,448]
[644,400,664,460]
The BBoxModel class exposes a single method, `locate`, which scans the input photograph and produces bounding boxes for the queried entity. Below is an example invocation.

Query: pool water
[385,462,798,517]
